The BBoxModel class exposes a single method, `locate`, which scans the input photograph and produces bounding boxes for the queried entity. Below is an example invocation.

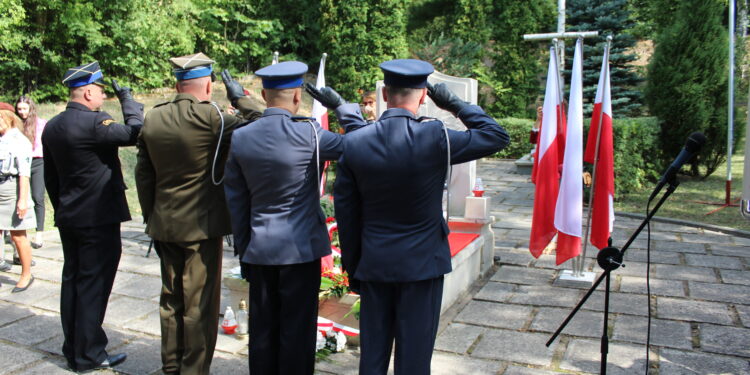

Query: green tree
[628,0,679,39]
[319,0,409,101]
[0,0,199,101]
[645,0,732,177]
[194,0,282,73]
[0,0,293,102]
[408,0,554,118]
[257,0,320,63]
[485,0,555,117]
[0,0,25,54]
[565,0,643,116]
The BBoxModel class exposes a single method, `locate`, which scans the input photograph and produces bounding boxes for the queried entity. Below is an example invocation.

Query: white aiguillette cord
[307,121,321,193]
[210,102,226,186]
[442,123,452,220]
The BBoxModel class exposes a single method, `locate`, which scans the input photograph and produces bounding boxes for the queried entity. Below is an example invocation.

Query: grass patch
[614,144,749,232]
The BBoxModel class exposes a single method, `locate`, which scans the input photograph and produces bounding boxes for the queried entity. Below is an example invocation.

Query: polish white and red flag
[583,44,615,250]
[530,47,565,258]
[553,39,584,265]
[311,53,329,195]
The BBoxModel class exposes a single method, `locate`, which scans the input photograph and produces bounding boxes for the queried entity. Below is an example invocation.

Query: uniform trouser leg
[59,224,121,371]
[392,277,443,375]
[359,277,444,375]
[30,158,44,231]
[158,238,222,375]
[248,259,320,375]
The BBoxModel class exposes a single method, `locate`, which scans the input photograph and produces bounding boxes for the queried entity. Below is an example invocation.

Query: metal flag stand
[562,36,614,286]
[523,29,599,287]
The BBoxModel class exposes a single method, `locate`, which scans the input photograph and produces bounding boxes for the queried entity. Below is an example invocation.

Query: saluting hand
[221,69,246,104]
[427,82,468,116]
[111,79,134,102]
[304,83,346,109]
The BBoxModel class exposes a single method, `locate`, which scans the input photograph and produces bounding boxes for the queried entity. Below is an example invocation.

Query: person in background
[16,95,46,249]
[0,110,36,292]
[361,90,377,123]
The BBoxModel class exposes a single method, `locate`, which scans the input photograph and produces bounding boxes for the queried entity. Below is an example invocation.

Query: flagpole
[578,36,612,275]
[551,40,569,268]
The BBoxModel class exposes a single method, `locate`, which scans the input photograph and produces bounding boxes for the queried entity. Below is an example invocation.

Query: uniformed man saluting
[334,59,510,375]
[134,53,263,375]
[223,61,365,374]
[43,61,144,372]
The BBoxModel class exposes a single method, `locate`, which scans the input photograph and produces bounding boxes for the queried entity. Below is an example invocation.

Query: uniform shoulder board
[291,116,315,122]
[417,116,438,123]
[100,119,115,126]
[153,101,170,108]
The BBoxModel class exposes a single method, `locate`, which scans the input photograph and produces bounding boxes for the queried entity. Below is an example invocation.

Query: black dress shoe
[96,353,127,369]
[11,275,34,293]
[77,353,127,373]
[0,261,10,272]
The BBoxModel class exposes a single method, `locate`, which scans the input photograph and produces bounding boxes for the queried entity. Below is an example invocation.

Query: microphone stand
[546,179,680,374]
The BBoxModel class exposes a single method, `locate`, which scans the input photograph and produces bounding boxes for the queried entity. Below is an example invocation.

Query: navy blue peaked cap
[62,61,106,88]
[255,61,308,89]
[380,59,434,88]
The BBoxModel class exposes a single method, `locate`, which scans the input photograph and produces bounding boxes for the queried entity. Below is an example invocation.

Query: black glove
[305,83,346,109]
[111,79,134,102]
[221,69,246,105]
[427,82,468,115]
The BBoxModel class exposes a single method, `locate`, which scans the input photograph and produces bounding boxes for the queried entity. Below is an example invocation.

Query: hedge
[493,117,536,159]
[491,116,660,195]
[609,116,661,194]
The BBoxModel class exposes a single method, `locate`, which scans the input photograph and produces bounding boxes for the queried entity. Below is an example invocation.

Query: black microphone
[648,132,706,202]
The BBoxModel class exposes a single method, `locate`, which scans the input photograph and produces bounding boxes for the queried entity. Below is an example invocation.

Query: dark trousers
[30,158,44,231]
[359,276,444,375]
[59,224,121,371]
[157,238,223,375]
[248,259,321,375]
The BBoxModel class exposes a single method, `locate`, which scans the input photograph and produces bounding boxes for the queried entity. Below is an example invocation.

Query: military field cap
[255,61,308,89]
[380,59,434,88]
[170,52,215,81]
[62,61,106,88]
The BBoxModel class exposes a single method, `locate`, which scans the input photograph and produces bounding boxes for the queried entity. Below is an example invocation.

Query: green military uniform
[135,53,262,375]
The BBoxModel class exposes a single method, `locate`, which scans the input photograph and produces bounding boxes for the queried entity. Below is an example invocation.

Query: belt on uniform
[0,175,16,183]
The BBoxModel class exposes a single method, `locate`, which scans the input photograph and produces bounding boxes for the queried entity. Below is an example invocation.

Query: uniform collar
[380,108,417,120]
[173,93,203,103]
[66,101,95,112]
[262,107,294,118]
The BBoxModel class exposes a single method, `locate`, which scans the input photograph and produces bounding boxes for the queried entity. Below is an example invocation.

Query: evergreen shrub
[608,117,661,194]
[645,0,734,178]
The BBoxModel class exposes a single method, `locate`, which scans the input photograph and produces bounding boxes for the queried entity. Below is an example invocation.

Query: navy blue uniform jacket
[224,104,365,265]
[43,101,143,228]
[334,105,509,282]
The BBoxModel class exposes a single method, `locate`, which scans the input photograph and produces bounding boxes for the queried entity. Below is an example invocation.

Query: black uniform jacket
[43,100,143,228]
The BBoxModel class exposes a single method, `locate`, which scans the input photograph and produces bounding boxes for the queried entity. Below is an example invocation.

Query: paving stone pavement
[0,159,748,374]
